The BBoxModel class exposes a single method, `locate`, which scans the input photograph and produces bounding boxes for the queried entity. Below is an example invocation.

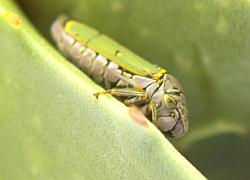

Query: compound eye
[163,94,177,110]
[158,116,176,132]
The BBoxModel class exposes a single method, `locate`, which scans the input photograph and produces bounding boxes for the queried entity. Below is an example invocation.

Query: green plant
[1,0,249,179]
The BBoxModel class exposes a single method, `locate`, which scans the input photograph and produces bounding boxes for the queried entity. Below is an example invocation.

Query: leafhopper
[51,16,189,137]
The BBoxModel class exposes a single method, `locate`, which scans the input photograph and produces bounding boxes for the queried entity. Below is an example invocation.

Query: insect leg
[94,88,146,100]
[148,101,158,125]
[124,96,148,106]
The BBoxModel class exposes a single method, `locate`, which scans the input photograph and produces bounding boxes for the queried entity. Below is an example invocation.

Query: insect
[51,15,189,138]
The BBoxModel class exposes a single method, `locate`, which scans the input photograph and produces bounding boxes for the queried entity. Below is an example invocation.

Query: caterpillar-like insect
[51,16,189,137]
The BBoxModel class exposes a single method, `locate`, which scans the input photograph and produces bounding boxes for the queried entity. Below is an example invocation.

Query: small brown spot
[128,106,148,128]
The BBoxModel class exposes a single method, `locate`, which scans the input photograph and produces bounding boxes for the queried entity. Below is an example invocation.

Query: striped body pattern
[51,16,189,137]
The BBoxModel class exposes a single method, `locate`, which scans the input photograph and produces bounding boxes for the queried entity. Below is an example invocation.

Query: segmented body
[51,16,189,137]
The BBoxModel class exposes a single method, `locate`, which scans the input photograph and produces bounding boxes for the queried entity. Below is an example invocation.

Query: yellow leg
[148,101,157,125]
[94,88,146,100]
[93,90,111,99]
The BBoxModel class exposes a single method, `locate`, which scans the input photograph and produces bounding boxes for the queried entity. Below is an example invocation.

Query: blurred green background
[1,0,250,179]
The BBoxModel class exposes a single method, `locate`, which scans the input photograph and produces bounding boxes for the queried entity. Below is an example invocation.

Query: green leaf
[0,1,205,180]
[16,0,250,179]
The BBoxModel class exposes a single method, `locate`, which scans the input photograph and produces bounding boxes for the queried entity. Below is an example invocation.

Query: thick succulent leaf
[16,0,250,179]
[0,1,205,180]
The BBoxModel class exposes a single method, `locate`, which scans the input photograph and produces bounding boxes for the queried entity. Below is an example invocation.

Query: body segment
[51,16,189,137]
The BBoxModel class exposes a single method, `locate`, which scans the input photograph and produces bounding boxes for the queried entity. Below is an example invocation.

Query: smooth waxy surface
[7,0,250,179]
